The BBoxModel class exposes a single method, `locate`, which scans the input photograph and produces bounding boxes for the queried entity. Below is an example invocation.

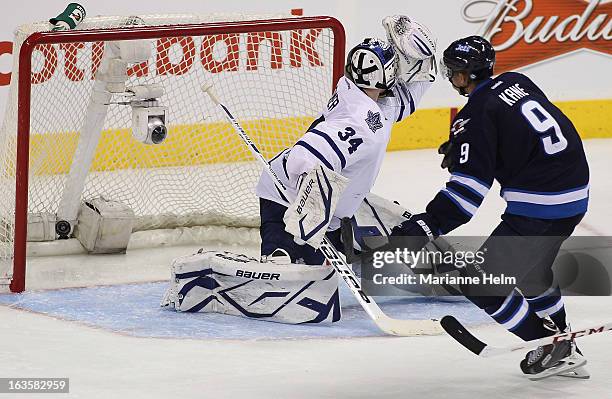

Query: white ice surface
[1,139,611,398]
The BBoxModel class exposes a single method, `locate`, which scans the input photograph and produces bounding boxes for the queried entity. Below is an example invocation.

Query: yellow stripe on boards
[555,99,612,139]
[26,99,611,175]
[387,107,451,151]
[27,117,313,175]
[388,98,612,151]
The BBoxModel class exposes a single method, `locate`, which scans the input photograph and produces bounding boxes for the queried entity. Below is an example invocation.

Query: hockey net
[0,14,345,292]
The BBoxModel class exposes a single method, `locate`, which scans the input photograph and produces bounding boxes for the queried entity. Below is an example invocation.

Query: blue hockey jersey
[428,72,590,234]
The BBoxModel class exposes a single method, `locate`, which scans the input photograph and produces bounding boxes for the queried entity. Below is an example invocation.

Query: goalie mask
[345,38,397,91]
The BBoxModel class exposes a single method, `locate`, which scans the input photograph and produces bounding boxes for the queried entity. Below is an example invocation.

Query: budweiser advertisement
[462,0,612,73]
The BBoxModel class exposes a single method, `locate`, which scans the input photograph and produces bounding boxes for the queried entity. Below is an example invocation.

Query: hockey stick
[202,82,441,336]
[441,315,612,357]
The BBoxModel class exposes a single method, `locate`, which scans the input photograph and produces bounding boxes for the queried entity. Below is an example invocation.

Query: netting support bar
[56,64,113,229]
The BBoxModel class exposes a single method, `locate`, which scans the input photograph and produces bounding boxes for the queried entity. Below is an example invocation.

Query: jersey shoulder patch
[450,118,471,137]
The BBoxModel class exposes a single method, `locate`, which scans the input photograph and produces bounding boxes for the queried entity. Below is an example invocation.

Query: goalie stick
[202,82,441,336]
[441,315,612,358]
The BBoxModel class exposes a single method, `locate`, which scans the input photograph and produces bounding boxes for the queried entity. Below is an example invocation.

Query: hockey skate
[556,344,590,380]
[520,339,588,381]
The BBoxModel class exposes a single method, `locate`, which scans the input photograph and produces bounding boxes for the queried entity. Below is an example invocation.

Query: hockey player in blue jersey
[391,35,590,380]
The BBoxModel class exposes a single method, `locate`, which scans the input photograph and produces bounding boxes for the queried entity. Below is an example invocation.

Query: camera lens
[55,220,71,239]
[147,117,167,144]
[151,125,167,144]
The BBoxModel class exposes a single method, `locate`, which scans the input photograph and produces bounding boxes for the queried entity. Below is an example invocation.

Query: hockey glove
[438,139,455,170]
[382,15,437,83]
[391,212,439,241]
[283,164,349,249]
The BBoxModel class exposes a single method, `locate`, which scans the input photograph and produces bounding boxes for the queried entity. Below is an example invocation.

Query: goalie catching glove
[382,15,437,83]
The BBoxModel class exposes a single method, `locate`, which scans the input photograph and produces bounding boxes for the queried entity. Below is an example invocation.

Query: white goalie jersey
[256,76,431,230]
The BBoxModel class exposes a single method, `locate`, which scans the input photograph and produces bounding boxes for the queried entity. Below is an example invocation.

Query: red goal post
[4,16,345,292]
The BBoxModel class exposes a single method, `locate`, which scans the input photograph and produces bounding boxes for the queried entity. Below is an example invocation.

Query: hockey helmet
[440,36,495,81]
[345,38,397,91]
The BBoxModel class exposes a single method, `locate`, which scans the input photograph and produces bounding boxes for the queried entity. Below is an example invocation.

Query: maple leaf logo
[365,110,383,133]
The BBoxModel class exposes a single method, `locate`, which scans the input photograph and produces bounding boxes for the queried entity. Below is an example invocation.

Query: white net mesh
[0,14,341,285]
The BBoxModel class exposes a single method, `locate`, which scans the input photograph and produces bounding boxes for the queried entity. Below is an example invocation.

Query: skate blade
[558,366,590,380]
[527,358,587,381]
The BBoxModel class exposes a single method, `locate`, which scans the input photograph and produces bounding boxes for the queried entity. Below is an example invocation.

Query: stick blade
[379,318,443,336]
[441,315,487,355]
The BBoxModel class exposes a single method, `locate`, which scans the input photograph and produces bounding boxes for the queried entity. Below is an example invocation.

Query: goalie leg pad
[350,192,412,251]
[161,250,341,324]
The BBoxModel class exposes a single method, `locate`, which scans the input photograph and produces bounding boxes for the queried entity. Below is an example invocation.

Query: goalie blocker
[161,250,341,324]
[283,164,349,249]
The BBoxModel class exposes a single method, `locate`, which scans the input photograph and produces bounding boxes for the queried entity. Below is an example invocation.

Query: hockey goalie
[161,16,447,324]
